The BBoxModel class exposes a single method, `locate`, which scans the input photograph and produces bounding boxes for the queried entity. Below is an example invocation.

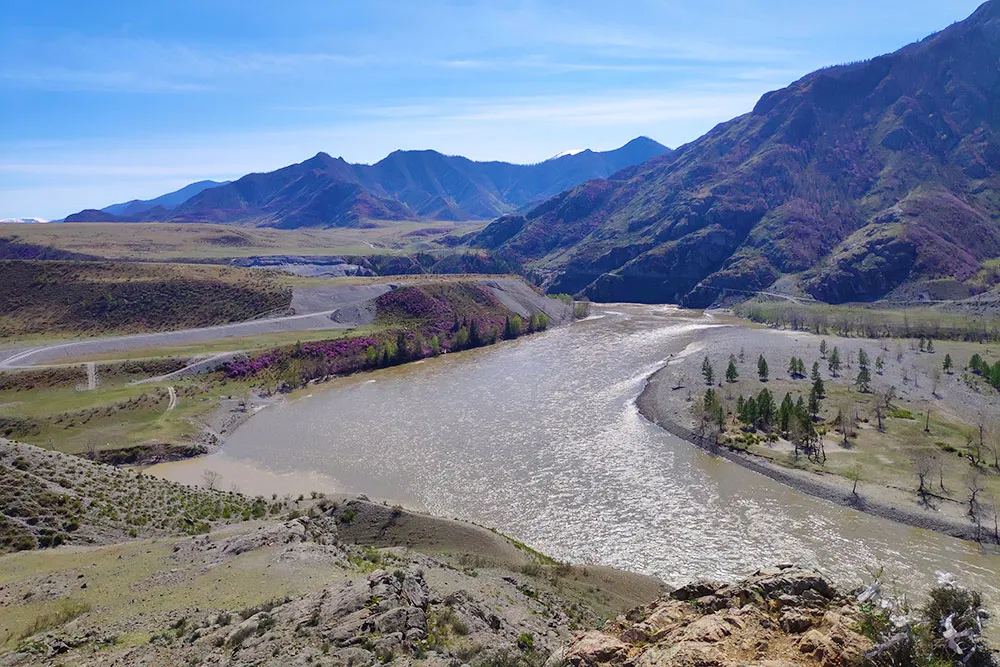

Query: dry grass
[0,221,485,261]
[0,260,292,338]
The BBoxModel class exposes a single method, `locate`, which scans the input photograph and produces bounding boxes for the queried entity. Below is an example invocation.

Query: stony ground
[0,441,663,666]
[553,566,873,667]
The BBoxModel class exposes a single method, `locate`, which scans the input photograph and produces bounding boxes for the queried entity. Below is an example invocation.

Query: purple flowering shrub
[224,282,547,388]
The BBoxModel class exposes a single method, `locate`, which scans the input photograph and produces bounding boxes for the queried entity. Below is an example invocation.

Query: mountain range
[65,137,669,227]
[474,0,1000,305]
[99,180,230,219]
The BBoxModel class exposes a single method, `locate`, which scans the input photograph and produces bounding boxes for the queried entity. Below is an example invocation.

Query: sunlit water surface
[152,305,1000,601]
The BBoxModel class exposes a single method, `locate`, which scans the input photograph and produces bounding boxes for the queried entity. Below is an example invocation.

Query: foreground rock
[551,565,873,667]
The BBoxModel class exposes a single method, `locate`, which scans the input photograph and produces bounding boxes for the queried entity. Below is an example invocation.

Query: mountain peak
[969,0,1000,23]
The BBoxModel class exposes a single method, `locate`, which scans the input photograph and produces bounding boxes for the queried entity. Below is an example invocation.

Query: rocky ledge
[551,565,872,667]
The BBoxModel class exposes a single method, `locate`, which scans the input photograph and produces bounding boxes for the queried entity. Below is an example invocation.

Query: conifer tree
[828,347,841,377]
[725,358,739,383]
[702,356,715,386]
[758,355,769,382]
[856,353,872,393]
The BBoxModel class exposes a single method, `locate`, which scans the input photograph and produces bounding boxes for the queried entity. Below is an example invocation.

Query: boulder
[562,631,630,666]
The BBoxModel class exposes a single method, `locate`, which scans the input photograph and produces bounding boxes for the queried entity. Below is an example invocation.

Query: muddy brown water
[151,305,1000,603]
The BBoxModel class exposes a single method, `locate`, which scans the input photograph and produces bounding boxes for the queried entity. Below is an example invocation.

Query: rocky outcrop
[549,565,872,667]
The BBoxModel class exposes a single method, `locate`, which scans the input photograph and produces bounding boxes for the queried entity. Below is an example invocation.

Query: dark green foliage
[757,355,769,382]
[856,349,872,393]
[779,393,794,432]
[725,358,739,383]
[828,347,841,377]
[702,357,715,386]
[787,357,806,379]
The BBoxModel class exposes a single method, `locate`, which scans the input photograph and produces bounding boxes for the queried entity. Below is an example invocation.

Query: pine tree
[970,353,985,375]
[926,339,935,353]
[725,359,739,383]
[828,347,841,377]
[875,356,884,375]
[756,388,776,430]
[808,385,821,419]
[856,358,872,393]
[811,361,825,398]
[779,393,794,432]
[758,355,769,382]
[943,354,953,374]
[702,356,715,386]
[820,339,828,359]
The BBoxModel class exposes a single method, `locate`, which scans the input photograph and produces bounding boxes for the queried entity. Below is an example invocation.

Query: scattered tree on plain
[725,358,739,383]
[757,354,769,382]
[828,346,841,377]
[702,356,715,386]
[855,349,872,393]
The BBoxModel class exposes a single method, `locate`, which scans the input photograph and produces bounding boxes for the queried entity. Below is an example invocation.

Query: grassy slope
[0,221,484,261]
[0,260,293,338]
[0,361,244,455]
[0,441,664,662]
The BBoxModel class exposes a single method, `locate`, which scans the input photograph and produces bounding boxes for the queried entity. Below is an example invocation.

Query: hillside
[64,137,670,228]
[99,180,230,218]
[3,440,992,666]
[0,261,292,338]
[474,1,1000,306]
[0,439,664,665]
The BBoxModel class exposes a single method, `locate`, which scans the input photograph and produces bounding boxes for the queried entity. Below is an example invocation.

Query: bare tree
[846,463,863,496]
[931,368,942,398]
[201,469,222,491]
[974,411,987,465]
[986,424,1000,470]
[965,471,985,520]
[913,453,934,502]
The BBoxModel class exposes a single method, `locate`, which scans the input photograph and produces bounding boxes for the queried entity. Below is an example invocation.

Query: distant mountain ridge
[101,180,230,218]
[473,1,1000,305]
[65,137,669,227]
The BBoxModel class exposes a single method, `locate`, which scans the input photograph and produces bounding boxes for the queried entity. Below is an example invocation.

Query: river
[150,304,1000,601]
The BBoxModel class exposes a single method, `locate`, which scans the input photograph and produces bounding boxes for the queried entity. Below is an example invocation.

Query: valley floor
[637,315,1000,544]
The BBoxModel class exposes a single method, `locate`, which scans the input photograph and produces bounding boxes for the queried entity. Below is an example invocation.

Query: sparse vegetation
[0,260,292,338]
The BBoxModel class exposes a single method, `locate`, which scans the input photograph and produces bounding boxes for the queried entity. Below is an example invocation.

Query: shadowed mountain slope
[66,137,669,228]
[474,2,1000,305]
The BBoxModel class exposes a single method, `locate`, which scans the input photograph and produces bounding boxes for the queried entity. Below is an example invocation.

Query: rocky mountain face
[65,137,669,228]
[475,2,1000,305]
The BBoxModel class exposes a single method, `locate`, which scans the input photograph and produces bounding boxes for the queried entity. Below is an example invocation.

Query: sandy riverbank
[636,317,998,544]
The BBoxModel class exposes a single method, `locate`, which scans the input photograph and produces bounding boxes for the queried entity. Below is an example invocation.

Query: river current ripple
[151,305,1000,600]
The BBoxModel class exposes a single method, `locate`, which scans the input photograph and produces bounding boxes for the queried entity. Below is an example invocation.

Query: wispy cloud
[1,36,375,93]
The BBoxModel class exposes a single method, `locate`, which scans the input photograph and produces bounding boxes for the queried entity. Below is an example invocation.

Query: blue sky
[0,0,986,219]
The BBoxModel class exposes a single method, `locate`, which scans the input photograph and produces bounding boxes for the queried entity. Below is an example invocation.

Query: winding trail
[85,362,96,390]
[0,309,346,370]
[166,386,178,412]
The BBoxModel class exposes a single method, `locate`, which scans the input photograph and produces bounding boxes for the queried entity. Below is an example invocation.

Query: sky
[0,0,987,219]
